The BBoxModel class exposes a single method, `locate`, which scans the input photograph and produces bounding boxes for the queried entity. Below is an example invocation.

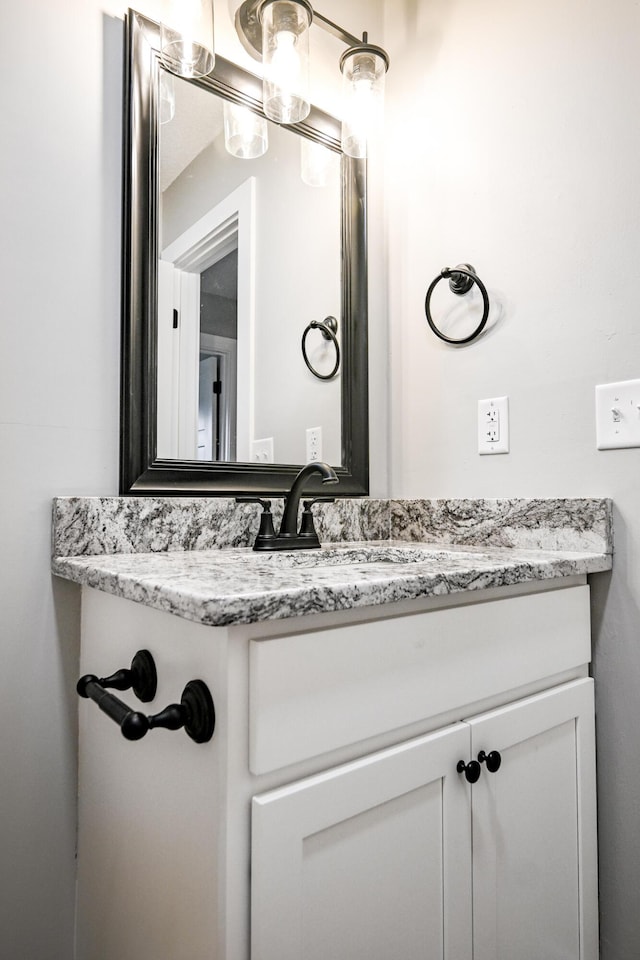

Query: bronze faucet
[238,461,339,551]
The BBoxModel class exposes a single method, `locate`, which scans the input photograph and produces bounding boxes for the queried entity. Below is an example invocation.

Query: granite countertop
[52,539,611,627]
[51,497,613,628]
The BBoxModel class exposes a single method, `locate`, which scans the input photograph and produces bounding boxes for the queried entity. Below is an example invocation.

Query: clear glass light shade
[224,101,269,159]
[340,47,387,159]
[300,138,338,188]
[261,0,311,125]
[161,0,215,79]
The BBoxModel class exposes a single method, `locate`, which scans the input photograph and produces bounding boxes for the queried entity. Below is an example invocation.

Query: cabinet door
[251,723,473,960]
[468,678,598,960]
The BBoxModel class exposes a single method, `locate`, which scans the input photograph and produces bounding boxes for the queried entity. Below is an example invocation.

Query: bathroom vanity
[52,497,612,960]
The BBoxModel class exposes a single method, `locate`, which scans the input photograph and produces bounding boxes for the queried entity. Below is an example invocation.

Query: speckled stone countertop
[51,497,613,627]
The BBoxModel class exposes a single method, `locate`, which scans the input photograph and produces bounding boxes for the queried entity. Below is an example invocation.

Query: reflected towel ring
[302,316,340,381]
[425,264,490,345]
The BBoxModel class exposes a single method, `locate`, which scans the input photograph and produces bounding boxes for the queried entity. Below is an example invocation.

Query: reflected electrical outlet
[306,426,322,462]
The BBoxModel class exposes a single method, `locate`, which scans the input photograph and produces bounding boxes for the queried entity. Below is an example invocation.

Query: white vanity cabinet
[75,577,598,960]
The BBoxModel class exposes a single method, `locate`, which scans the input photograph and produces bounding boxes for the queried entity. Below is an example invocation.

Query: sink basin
[245,544,491,569]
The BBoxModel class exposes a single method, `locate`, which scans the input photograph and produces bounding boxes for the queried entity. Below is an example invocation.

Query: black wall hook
[425,263,490,345]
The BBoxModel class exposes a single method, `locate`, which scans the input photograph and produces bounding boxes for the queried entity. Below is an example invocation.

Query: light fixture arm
[235,0,385,62]
[312,10,360,48]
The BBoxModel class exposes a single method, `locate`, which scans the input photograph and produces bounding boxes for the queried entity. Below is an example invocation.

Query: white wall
[383,0,640,956]
[0,1,123,955]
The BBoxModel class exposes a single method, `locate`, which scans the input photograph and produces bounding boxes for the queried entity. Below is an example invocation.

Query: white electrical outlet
[306,426,322,462]
[251,437,274,462]
[478,397,509,455]
[596,379,640,449]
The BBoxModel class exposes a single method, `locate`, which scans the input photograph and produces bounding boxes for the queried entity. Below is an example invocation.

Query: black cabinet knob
[456,759,481,783]
[478,749,502,773]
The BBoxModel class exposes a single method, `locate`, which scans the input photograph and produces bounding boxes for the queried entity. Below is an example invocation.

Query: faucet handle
[299,498,335,539]
[236,497,272,510]
[235,497,276,549]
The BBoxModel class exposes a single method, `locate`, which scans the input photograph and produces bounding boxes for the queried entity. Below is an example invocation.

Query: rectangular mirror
[121,9,369,496]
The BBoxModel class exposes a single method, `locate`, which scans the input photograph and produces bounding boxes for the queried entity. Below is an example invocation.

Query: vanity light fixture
[234,0,390,158]
[161,0,215,79]
[223,101,269,158]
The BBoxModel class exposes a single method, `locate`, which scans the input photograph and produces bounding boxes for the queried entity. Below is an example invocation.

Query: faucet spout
[280,461,339,538]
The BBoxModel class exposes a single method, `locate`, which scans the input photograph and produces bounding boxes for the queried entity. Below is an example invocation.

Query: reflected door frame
[158,177,256,461]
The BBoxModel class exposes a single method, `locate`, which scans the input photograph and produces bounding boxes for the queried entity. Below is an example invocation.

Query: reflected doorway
[157,179,255,462]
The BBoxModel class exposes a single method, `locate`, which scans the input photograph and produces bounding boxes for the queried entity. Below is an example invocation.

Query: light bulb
[269,31,299,119]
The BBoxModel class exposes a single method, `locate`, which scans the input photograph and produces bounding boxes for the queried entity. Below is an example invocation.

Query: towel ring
[425,264,490,345]
[302,316,340,381]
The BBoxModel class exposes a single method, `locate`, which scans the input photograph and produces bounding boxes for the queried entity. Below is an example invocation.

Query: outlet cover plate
[478,396,509,455]
[306,426,322,462]
[596,379,640,449]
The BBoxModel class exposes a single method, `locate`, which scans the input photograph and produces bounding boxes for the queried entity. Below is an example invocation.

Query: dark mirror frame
[120,9,369,496]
